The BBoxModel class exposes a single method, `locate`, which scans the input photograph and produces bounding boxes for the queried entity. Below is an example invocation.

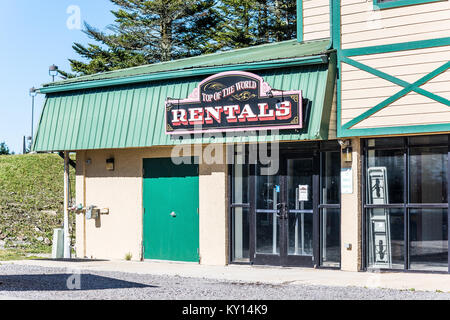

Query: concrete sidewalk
[1,259,449,293]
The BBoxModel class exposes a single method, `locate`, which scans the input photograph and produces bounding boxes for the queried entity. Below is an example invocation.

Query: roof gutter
[39,54,329,94]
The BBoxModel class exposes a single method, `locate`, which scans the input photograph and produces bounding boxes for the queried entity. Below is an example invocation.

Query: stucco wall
[74,146,229,265]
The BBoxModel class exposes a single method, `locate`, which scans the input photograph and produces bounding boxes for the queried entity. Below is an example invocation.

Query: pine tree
[64,0,219,76]
[0,142,11,155]
[61,0,297,77]
[211,0,297,52]
[271,0,297,42]
[212,0,258,51]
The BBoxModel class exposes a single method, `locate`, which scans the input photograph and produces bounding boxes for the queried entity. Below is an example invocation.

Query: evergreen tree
[61,0,297,77]
[0,142,11,155]
[211,0,297,52]
[64,0,219,76]
[271,0,297,42]
[212,0,258,51]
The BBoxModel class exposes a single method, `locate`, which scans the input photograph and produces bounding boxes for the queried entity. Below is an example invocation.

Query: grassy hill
[0,153,75,259]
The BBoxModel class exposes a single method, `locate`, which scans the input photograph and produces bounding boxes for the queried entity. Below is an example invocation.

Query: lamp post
[29,87,38,148]
[49,64,59,82]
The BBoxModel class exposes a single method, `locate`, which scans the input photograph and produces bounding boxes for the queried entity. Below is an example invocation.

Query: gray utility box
[52,228,64,259]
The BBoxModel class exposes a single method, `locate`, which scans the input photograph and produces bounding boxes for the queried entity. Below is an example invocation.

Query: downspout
[83,151,87,258]
[63,151,71,259]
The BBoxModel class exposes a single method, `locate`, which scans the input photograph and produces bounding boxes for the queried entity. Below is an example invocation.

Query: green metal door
[143,158,199,262]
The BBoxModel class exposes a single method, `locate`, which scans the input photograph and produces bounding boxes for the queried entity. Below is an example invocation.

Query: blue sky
[0,1,116,153]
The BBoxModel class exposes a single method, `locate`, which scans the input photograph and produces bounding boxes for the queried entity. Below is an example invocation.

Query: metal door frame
[250,150,320,267]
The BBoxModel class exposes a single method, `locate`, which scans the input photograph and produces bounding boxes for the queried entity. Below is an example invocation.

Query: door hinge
[197,208,199,215]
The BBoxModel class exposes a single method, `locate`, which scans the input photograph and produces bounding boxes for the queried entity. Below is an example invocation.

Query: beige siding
[341,45,450,129]
[341,0,450,49]
[303,0,331,41]
[75,146,229,265]
[340,138,362,272]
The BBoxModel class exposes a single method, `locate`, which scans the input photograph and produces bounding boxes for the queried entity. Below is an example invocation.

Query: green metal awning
[33,40,336,152]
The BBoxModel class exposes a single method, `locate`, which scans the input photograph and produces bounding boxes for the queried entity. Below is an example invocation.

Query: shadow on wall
[0,273,156,291]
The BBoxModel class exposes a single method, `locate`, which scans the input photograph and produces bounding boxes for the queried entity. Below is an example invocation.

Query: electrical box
[86,206,100,220]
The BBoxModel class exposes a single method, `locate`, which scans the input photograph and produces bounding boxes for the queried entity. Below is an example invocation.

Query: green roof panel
[42,39,330,91]
[33,40,336,152]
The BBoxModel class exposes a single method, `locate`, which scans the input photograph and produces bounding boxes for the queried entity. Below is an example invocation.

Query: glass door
[252,163,284,265]
[251,152,319,267]
[285,157,317,267]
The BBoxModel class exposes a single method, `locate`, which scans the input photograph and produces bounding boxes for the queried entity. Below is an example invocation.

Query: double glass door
[252,152,319,267]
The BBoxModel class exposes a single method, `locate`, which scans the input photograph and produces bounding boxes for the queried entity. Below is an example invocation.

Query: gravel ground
[0,264,449,300]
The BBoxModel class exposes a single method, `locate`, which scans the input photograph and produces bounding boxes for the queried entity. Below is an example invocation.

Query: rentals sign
[165,71,303,134]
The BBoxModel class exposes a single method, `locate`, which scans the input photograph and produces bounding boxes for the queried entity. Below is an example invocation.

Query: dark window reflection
[409,209,448,272]
[321,151,340,204]
[409,147,448,204]
[232,162,250,204]
[321,208,341,267]
[232,207,250,262]
[366,149,404,204]
[256,165,280,211]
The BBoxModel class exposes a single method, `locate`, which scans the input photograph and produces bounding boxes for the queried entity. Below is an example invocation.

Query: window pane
[232,207,250,262]
[256,212,280,254]
[367,137,404,148]
[256,165,280,210]
[255,164,281,255]
[321,151,340,204]
[367,208,405,269]
[232,163,249,204]
[321,208,341,267]
[409,135,448,146]
[409,209,448,272]
[288,211,313,256]
[409,147,448,204]
[366,149,404,204]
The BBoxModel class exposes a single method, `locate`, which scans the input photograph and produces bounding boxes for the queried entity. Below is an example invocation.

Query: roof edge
[39,54,331,94]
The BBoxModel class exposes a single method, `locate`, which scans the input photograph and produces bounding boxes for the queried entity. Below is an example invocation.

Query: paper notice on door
[298,185,309,202]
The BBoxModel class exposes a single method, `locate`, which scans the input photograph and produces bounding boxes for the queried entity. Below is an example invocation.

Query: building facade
[33,0,450,273]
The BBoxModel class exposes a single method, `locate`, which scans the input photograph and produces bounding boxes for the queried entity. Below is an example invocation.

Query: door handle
[170,212,177,218]
[276,203,288,219]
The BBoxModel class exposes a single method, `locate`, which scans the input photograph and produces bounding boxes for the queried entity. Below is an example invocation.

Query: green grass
[0,249,49,261]
[0,153,75,260]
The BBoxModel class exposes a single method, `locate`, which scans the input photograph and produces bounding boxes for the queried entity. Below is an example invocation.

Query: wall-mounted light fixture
[339,140,353,163]
[106,157,115,171]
